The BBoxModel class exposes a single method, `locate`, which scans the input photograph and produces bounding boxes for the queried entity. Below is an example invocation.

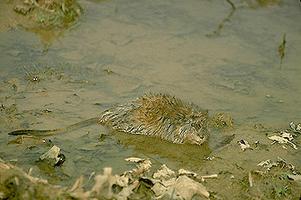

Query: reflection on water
[0,0,300,193]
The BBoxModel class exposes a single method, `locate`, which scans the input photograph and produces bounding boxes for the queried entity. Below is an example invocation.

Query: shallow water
[0,0,301,197]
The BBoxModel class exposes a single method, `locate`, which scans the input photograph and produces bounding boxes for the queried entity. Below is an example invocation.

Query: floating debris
[204,156,216,161]
[178,168,197,177]
[150,164,212,198]
[124,157,145,163]
[278,33,286,67]
[287,174,301,182]
[207,0,236,37]
[90,167,137,200]
[124,157,152,177]
[257,157,296,173]
[267,121,300,150]
[153,164,175,180]
[268,134,297,150]
[0,157,213,199]
[152,175,210,199]
[247,157,299,199]
[280,131,294,141]
[196,174,218,183]
[172,175,210,199]
[8,135,46,145]
[289,121,301,134]
[257,159,275,169]
[237,139,253,151]
[39,145,65,167]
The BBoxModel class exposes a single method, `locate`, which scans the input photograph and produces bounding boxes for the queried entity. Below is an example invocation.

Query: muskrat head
[183,131,208,145]
[210,112,234,129]
[180,111,209,145]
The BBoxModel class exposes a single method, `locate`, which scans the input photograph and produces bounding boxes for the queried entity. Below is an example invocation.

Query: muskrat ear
[211,112,234,128]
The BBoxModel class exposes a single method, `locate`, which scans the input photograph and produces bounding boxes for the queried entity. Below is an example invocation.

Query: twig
[248,171,253,187]
[207,0,236,37]
[197,174,218,182]
[278,33,286,68]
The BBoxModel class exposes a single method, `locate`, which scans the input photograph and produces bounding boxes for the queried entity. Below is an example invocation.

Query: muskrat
[8,93,233,145]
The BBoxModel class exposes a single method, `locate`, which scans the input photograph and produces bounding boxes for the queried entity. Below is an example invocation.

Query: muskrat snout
[184,132,207,145]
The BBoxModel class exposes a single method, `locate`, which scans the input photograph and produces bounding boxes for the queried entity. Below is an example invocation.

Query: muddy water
[0,0,301,197]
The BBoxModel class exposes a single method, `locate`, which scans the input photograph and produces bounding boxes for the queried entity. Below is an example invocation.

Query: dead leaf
[153,164,176,180]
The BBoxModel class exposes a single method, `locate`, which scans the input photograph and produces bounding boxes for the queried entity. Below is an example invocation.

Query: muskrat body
[8,94,233,145]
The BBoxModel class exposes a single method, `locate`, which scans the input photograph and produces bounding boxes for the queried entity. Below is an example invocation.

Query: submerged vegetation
[278,33,286,68]
[0,0,82,45]
[12,0,82,29]
[207,0,236,37]
[237,158,300,199]
[207,0,282,37]
[246,0,281,8]
[23,65,65,83]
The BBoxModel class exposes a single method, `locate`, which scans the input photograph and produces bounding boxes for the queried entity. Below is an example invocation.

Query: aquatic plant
[278,33,286,68]
[12,0,82,29]
[206,0,236,37]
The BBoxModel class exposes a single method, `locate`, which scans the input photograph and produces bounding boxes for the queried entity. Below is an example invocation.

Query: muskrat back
[99,93,209,145]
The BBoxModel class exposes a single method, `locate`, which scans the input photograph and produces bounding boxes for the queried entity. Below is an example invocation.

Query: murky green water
[1,0,301,197]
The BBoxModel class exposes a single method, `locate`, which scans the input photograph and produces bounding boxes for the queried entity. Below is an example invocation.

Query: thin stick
[207,0,236,37]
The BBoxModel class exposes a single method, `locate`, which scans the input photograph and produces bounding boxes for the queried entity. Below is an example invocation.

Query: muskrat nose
[184,133,206,145]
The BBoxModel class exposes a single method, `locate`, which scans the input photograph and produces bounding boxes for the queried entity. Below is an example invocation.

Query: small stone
[265,94,272,98]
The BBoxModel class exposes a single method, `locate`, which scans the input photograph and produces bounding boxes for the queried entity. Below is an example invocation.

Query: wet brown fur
[8,93,232,145]
[99,94,209,145]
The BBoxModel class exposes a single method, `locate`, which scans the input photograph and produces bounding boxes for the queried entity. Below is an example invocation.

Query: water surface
[0,0,300,197]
